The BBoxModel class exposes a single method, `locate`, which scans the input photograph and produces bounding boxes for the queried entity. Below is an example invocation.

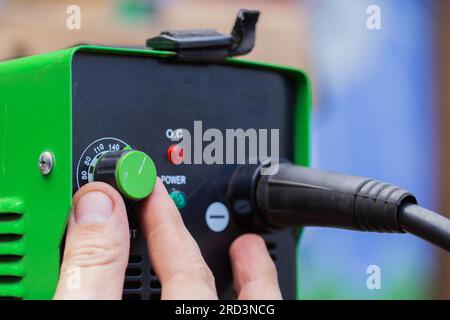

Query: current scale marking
[76,137,129,189]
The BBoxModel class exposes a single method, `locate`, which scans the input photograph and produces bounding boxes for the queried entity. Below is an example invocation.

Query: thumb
[54,182,130,300]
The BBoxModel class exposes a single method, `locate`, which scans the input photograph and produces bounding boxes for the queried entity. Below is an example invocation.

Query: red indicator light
[167,144,184,165]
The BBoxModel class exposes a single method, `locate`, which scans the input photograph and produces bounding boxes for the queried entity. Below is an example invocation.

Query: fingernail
[75,191,113,224]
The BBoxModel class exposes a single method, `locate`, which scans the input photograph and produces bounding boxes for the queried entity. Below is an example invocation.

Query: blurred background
[1,0,448,299]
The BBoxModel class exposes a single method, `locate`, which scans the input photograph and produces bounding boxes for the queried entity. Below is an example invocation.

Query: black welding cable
[229,162,450,252]
[398,204,450,251]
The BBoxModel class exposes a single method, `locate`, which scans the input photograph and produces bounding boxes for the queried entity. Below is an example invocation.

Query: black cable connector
[228,161,450,252]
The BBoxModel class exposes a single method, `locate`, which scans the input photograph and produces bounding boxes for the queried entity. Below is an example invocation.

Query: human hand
[54,179,282,300]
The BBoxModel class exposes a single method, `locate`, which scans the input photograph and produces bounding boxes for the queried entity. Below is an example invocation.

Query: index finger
[138,178,217,299]
[229,234,283,300]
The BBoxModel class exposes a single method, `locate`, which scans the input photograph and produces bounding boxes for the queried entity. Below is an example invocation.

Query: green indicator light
[170,190,187,209]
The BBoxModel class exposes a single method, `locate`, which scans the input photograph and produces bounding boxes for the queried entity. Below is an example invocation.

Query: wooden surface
[0,0,308,69]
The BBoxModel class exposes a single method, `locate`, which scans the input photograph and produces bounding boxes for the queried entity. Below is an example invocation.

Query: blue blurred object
[300,0,438,299]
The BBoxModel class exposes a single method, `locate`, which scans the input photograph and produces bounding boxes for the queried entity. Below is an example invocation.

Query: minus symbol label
[205,202,230,232]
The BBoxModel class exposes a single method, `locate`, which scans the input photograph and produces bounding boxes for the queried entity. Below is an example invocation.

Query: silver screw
[39,151,54,176]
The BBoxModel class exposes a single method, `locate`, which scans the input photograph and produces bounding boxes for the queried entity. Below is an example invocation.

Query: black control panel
[71,52,299,299]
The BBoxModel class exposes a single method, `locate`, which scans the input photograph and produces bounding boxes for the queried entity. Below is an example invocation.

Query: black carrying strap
[146,9,260,62]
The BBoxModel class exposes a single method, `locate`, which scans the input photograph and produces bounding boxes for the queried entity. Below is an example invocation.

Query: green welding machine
[0,10,309,299]
[1,10,449,300]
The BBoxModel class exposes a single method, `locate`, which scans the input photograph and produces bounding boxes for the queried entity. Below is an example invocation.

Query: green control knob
[94,149,157,201]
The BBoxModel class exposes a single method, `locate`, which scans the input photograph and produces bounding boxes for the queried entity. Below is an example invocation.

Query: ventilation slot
[0,234,23,242]
[0,255,22,264]
[0,201,26,300]
[124,280,142,290]
[123,254,144,299]
[128,255,142,264]
[149,267,162,300]
[126,267,142,277]
[0,276,22,284]
[0,296,22,300]
[0,213,22,223]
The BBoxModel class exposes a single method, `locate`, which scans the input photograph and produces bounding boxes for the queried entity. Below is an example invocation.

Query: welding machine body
[0,46,310,299]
